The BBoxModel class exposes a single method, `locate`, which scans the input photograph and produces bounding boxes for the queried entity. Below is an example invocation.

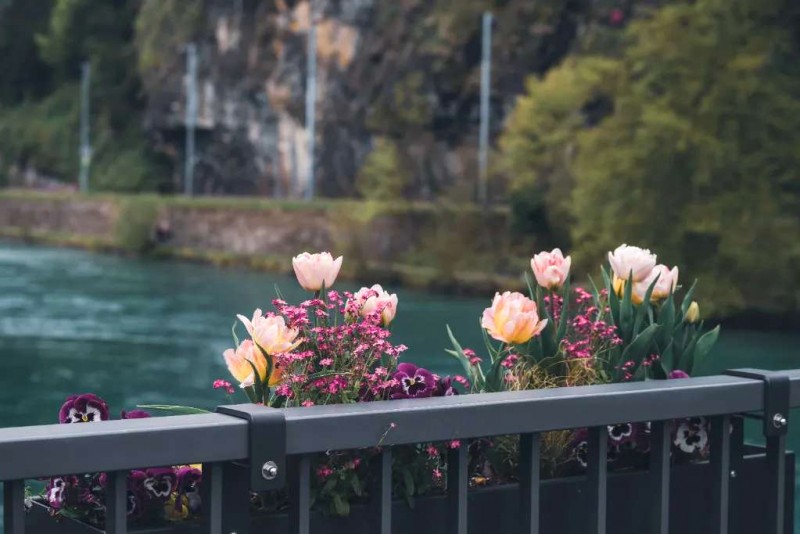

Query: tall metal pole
[478,11,493,206]
[78,61,91,193]
[184,43,198,196]
[304,13,317,201]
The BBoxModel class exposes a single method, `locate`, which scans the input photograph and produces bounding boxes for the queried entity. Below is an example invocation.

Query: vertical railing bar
[710,415,731,534]
[519,432,540,534]
[447,441,469,534]
[105,470,128,534]
[587,426,607,534]
[202,462,223,533]
[370,447,393,533]
[289,455,312,534]
[649,421,670,534]
[766,434,787,534]
[3,479,25,534]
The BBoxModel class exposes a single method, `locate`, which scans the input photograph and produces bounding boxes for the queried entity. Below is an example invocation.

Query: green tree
[0,0,54,105]
[356,137,410,200]
[502,0,800,317]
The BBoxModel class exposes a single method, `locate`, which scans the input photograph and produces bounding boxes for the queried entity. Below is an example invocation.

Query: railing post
[587,427,607,534]
[725,369,790,534]
[3,479,25,534]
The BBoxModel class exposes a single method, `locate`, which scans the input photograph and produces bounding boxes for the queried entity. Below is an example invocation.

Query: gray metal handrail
[1,368,797,534]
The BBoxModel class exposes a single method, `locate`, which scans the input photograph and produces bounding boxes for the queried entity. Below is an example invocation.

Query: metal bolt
[772,413,787,429]
[730,470,737,479]
[261,460,279,480]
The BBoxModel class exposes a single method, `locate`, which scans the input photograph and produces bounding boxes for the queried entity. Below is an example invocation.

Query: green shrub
[113,196,160,254]
[355,138,410,200]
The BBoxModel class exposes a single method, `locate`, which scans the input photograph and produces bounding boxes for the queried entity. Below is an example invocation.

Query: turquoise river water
[0,242,798,530]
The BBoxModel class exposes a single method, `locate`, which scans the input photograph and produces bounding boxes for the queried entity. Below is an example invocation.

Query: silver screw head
[261,460,279,480]
[773,413,788,429]
[730,470,737,478]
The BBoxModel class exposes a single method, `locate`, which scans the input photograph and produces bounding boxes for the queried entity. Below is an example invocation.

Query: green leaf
[555,277,571,345]
[351,477,363,497]
[691,325,720,372]
[619,270,634,342]
[446,325,472,376]
[402,469,416,497]
[680,280,698,316]
[332,494,350,516]
[620,323,661,367]
[524,271,536,301]
[660,340,675,372]
[657,292,676,350]
[231,321,240,349]
[245,358,265,404]
[633,274,659,335]
[602,266,620,327]
[136,404,211,414]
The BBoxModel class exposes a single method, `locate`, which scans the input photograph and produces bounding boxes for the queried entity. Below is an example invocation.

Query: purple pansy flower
[143,467,177,500]
[673,416,709,454]
[127,470,148,518]
[59,394,109,424]
[391,363,437,399]
[668,369,690,379]
[46,477,69,509]
[121,409,151,419]
[435,376,459,397]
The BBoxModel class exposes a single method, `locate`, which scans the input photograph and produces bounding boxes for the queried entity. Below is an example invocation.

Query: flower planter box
[27,445,794,534]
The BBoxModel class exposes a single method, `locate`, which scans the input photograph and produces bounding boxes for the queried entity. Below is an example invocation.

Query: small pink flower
[449,440,461,449]
[319,358,334,366]
[531,248,572,290]
[213,379,235,395]
[301,400,315,407]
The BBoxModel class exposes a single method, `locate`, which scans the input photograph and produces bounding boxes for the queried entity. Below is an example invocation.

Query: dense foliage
[501,0,800,317]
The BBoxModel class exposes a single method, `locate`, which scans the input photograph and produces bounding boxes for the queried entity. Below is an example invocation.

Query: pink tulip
[531,248,572,290]
[347,284,399,326]
[633,264,679,304]
[237,309,302,356]
[292,252,343,292]
[608,244,657,282]
[481,291,548,345]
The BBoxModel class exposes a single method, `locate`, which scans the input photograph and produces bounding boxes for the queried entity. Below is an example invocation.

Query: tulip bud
[685,301,700,323]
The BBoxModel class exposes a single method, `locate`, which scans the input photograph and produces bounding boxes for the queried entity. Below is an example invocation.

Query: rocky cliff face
[139,0,588,198]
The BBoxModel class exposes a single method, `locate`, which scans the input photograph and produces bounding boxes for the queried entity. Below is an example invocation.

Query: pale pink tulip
[292,252,343,291]
[237,309,302,356]
[633,264,679,304]
[348,284,399,326]
[531,248,572,290]
[481,291,547,345]
[607,244,657,282]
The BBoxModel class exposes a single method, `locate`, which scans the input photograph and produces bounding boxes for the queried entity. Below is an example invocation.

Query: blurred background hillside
[0,0,799,322]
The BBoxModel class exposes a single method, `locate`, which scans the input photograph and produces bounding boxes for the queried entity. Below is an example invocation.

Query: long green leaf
[680,280,698,316]
[690,325,720,372]
[137,405,211,415]
[633,274,659,335]
[619,270,634,343]
[602,266,620,327]
[245,358,265,404]
[620,323,661,366]
[555,277,571,348]
[657,291,676,350]
[231,320,240,348]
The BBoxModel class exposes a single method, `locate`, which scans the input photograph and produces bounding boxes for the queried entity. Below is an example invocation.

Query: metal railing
[1,368,798,534]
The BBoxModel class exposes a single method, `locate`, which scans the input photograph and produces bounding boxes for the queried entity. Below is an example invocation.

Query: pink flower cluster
[267,290,409,406]
[561,288,622,360]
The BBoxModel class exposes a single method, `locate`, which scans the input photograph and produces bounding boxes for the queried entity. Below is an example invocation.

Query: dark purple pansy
[435,376,458,397]
[668,369,690,379]
[391,363,437,399]
[121,409,151,419]
[127,470,148,518]
[143,467,177,500]
[59,394,109,424]
[46,477,69,509]
[176,466,203,513]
